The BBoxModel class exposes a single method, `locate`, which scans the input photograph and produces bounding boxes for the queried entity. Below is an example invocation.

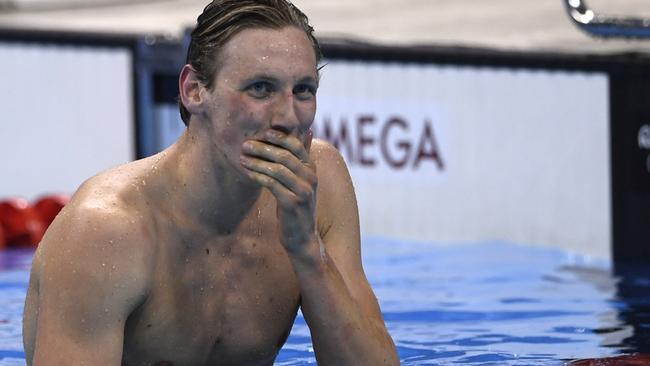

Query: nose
[269,90,300,135]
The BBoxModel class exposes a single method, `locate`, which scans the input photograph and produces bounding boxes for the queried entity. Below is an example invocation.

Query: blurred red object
[0,225,6,249]
[570,354,650,366]
[33,194,69,228]
[0,198,46,247]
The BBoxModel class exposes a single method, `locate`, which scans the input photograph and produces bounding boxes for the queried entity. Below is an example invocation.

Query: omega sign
[312,114,444,171]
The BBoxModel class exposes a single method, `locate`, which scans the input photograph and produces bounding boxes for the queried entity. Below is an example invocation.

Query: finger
[245,170,296,206]
[241,163,307,208]
[261,129,311,163]
[242,141,317,186]
[304,129,313,153]
[240,155,310,194]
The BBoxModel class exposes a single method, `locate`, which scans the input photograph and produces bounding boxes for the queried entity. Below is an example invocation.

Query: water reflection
[563,262,650,364]
[2,242,650,365]
[613,263,650,353]
[0,249,32,271]
[559,265,634,350]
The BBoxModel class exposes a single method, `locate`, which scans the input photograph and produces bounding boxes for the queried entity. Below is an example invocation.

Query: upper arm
[27,198,151,366]
[312,140,384,321]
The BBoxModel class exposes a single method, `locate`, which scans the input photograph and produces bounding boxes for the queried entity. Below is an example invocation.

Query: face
[200,26,319,172]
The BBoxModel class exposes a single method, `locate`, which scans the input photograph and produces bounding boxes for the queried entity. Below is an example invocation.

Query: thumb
[304,129,313,152]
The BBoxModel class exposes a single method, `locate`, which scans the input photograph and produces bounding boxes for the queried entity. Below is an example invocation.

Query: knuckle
[263,164,275,175]
[257,174,271,186]
[295,185,313,204]
[277,150,292,162]
[279,165,293,180]
[286,195,301,206]
[289,140,302,154]
[306,172,318,187]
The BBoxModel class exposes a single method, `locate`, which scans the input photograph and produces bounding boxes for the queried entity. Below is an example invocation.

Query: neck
[156,129,263,235]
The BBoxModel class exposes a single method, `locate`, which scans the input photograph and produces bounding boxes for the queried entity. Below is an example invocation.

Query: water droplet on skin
[101,263,106,267]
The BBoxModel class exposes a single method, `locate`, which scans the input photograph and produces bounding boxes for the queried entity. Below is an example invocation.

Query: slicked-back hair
[179,0,322,125]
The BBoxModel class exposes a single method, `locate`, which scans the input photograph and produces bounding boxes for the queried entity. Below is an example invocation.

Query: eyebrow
[297,76,319,87]
[241,74,319,87]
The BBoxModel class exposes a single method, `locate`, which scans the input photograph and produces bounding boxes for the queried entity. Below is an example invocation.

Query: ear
[179,64,207,118]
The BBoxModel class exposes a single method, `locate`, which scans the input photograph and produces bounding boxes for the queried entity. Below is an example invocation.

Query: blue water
[0,239,644,365]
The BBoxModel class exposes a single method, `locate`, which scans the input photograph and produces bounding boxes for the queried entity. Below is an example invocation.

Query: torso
[26,154,307,366]
[25,140,336,366]
[121,186,302,366]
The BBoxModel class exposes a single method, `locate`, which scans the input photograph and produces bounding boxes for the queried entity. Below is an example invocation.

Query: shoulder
[26,170,155,357]
[309,139,359,237]
[309,138,356,205]
[32,164,155,300]
[48,163,155,248]
[310,138,352,183]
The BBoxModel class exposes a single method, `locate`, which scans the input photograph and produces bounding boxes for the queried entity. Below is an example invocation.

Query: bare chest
[122,234,301,366]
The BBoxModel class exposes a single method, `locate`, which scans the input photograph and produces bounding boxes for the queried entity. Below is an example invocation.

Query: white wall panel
[313,61,611,258]
[0,42,134,200]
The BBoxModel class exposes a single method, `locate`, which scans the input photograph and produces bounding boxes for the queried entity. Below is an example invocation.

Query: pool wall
[0,40,135,201]
[1,28,649,263]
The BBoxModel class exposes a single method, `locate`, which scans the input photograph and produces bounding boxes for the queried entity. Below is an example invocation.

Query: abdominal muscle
[121,213,302,366]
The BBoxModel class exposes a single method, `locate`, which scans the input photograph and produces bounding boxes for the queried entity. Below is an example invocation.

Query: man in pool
[22,0,399,365]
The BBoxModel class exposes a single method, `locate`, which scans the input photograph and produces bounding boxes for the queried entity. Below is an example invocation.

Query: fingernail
[242,141,253,151]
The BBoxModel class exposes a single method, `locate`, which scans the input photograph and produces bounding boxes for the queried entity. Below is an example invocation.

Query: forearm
[290,241,399,366]
[240,134,396,363]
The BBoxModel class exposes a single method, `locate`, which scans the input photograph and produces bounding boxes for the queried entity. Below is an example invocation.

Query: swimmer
[22,1,399,365]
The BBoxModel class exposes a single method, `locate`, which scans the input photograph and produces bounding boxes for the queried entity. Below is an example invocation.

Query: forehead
[216,26,318,80]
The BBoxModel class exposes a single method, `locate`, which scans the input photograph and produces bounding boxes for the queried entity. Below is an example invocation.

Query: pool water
[1,239,648,365]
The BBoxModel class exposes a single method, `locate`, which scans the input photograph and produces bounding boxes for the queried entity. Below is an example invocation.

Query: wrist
[286,235,327,274]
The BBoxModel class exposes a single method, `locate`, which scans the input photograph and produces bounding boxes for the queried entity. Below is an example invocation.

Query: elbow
[384,339,400,365]
[371,319,400,365]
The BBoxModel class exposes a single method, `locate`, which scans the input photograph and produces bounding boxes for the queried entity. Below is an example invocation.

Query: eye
[247,81,275,99]
[293,83,317,101]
